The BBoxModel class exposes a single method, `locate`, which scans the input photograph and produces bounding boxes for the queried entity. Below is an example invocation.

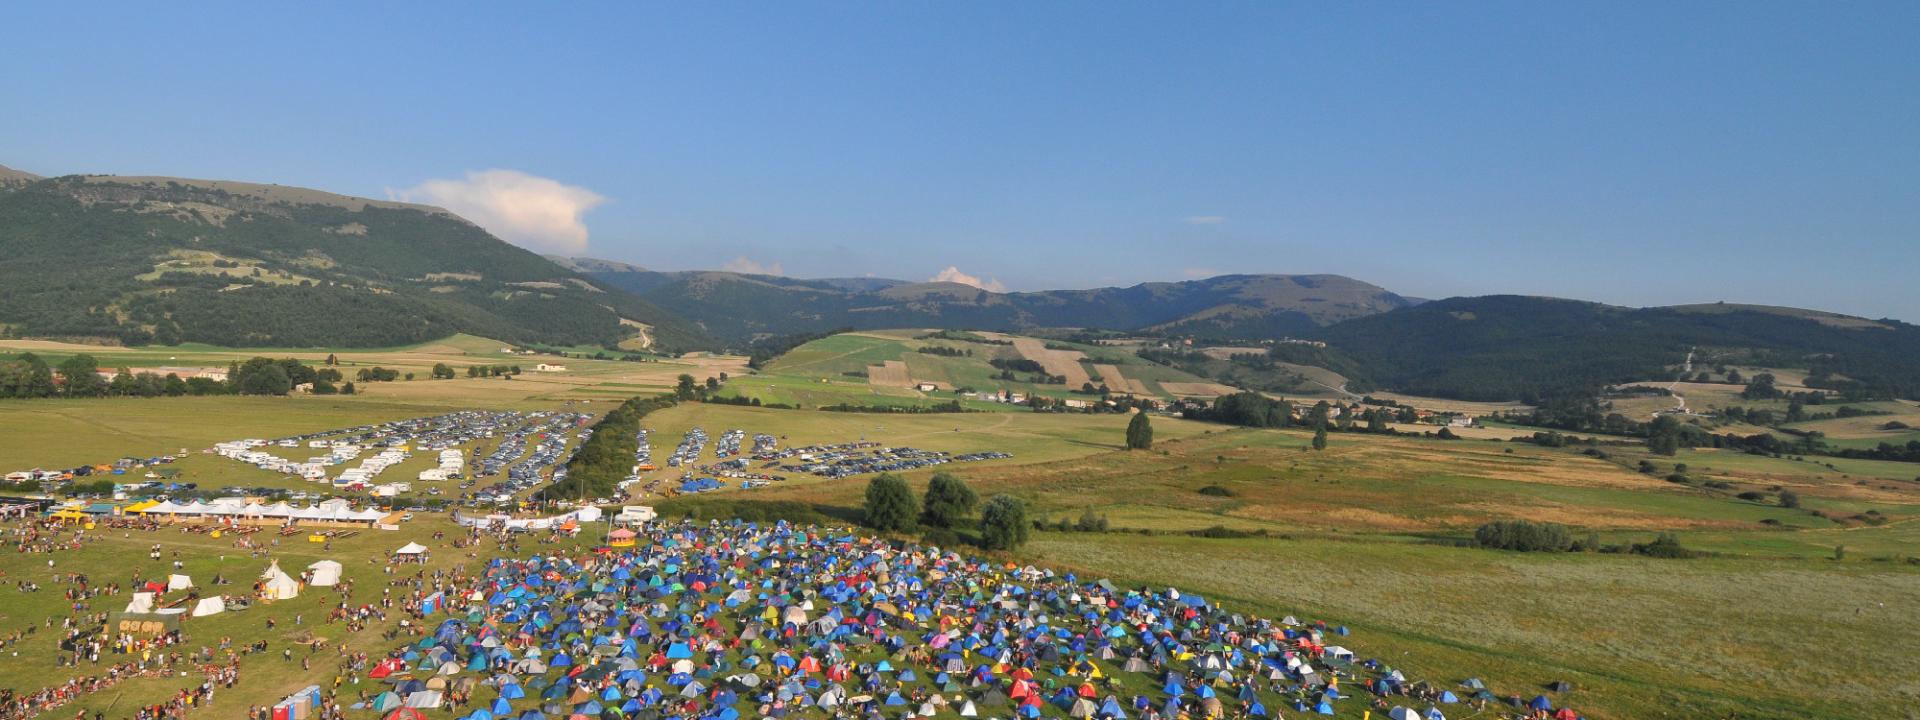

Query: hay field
[1007,337,1092,388]
[865,360,913,389]
[1089,363,1150,395]
[1158,381,1238,397]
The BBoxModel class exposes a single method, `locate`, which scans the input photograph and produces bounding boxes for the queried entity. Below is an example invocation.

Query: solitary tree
[1647,415,1682,456]
[675,374,697,399]
[920,472,978,528]
[979,495,1031,551]
[1126,411,1154,450]
[1311,424,1328,451]
[863,473,919,532]
[432,363,456,379]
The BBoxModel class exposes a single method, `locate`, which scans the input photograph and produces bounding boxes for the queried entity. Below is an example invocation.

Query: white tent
[124,592,156,614]
[260,561,301,600]
[167,574,194,591]
[395,542,429,556]
[191,596,227,617]
[573,506,603,522]
[308,560,344,586]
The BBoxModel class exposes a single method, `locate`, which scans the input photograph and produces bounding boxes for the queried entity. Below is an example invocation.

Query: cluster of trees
[462,364,520,378]
[1473,520,1577,552]
[915,346,971,357]
[1182,392,1401,439]
[540,394,679,501]
[988,358,1047,374]
[862,473,1029,551]
[1471,519,1694,558]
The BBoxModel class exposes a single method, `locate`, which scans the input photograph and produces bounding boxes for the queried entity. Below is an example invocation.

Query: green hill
[0,173,708,350]
[572,261,1413,344]
[1312,296,1920,402]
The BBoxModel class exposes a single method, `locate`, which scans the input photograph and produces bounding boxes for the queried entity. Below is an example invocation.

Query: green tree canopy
[57,354,107,396]
[979,494,1031,551]
[1126,411,1153,450]
[920,472,978,529]
[863,473,919,532]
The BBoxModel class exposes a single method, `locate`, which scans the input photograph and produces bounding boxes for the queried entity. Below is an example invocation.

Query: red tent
[385,709,427,720]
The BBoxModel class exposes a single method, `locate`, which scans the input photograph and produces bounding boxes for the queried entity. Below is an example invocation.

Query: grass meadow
[2,336,1918,719]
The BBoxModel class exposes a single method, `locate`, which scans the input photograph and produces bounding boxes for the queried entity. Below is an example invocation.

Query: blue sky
[3,2,1916,319]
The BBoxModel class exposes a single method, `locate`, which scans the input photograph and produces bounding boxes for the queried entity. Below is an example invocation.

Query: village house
[534,363,568,372]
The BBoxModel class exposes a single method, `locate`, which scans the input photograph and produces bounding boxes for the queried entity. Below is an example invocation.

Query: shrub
[1196,485,1235,497]
[1472,519,1575,552]
[1190,525,1259,539]
[1778,490,1801,509]
[1630,533,1696,559]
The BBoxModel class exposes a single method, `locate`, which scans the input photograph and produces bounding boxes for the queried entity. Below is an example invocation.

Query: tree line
[0,353,368,398]
[539,394,681,501]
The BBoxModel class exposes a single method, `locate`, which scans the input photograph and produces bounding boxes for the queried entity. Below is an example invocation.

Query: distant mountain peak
[0,163,42,186]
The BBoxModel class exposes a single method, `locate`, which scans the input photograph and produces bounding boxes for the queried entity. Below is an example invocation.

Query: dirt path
[1655,348,1695,418]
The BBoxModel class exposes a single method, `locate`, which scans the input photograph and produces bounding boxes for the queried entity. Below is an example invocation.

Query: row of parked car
[666,427,708,468]
[773,447,1013,479]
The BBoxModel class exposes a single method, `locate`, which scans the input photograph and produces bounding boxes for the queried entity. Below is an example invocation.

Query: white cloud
[1183,267,1220,279]
[928,266,1007,292]
[1184,215,1227,225]
[722,256,785,276]
[395,169,604,255]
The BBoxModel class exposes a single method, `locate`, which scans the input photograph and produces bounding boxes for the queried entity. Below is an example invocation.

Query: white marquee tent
[307,560,343,587]
[260,561,301,601]
[191,596,227,617]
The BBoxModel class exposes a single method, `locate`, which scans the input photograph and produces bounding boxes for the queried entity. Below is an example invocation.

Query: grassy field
[0,515,620,719]
[4,333,1920,720]
[759,330,1218,403]
[661,424,1920,720]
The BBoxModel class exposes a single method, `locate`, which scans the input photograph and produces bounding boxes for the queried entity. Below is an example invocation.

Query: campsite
[2,330,1917,720]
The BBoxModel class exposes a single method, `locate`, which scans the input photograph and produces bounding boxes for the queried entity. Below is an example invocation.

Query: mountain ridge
[565,258,1415,344]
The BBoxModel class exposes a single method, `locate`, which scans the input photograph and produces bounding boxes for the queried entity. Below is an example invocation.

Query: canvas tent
[166,574,193,591]
[308,560,344,586]
[124,592,155,614]
[191,596,227,617]
[395,542,429,556]
[260,561,301,600]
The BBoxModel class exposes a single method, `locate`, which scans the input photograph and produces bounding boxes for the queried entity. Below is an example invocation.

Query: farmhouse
[534,363,568,372]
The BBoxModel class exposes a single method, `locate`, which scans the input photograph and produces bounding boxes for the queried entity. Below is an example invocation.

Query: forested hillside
[1313,296,1920,401]
[0,175,708,349]
[576,262,1411,344]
